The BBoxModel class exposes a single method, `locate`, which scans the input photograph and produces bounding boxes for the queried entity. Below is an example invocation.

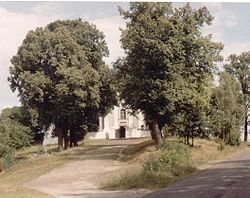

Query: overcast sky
[0,2,250,110]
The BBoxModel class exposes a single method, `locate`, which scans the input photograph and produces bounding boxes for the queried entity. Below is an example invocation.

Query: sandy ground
[144,147,250,198]
[25,141,150,198]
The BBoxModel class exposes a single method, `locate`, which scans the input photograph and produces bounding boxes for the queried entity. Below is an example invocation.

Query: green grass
[0,153,66,197]
[190,138,249,168]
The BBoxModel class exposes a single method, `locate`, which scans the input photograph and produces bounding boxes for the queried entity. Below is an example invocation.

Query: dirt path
[144,148,250,198]
[25,141,150,198]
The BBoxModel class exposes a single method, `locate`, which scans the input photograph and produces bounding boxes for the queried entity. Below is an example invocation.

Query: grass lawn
[0,148,65,197]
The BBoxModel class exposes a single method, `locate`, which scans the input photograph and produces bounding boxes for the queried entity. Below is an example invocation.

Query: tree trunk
[64,129,70,150]
[186,134,190,145]
[151,119,163,145]
[56,126,63,151]
[0,159,2,173]
[244,116,248,142]
[150,129,156,140]
[70,130,78,147]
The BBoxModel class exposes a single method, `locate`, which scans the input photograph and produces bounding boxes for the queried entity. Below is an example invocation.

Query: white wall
[43,125,58,145]
[85,131,107,139]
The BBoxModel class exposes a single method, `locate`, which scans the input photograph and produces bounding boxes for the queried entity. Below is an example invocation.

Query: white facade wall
[86,104,150,140]
[43,125,58,145]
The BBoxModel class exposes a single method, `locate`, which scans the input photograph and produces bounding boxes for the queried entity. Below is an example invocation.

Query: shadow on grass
[12,138,153,170]
[119,140,155,162]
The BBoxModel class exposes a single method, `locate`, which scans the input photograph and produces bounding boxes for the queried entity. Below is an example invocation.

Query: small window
[120,109,126,119]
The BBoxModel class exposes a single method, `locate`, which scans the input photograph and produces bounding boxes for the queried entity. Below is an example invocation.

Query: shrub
[225,129,241,146]
[0,118,31,158]
[0,127,12,158]
[8,123,32,149]
[2,152,14,170]
[101,141,196,190]
[0,119,32,152]
[143,141,193,176]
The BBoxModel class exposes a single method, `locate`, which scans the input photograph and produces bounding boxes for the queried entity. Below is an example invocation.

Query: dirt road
[145,148,250,198]
[25,141,150,198]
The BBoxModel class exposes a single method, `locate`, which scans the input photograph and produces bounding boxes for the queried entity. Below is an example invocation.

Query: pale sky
[0,2,250,110]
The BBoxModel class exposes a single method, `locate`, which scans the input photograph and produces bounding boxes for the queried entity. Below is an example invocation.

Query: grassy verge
[0,149,67,197]
[100,138,249,190]
[190,138,248,168]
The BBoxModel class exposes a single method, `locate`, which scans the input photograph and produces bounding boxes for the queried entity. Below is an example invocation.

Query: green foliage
[0,106,44,142]
[0,106,32,127]
[210,72,244,145]
[9,19,117,143]
[116,3,223,144]
[0,138,12,159]
[224,51,250,141]
[225,52,250,95]
[0,118,31,158]
[103,169,172,189]
[143,141,192,175]
[102,141,195,190]
[225,129,241,146]
[2,152,14,170]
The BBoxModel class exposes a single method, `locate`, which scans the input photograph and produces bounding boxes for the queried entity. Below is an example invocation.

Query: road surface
[145,148,250,198]
[25,140,150,198]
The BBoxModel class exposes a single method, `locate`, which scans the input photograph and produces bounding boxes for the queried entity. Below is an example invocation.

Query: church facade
[86,104,150,139]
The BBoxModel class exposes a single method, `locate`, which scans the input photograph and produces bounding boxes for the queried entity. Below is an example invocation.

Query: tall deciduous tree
[210,72,244,145]
[116,3,223,145]
[9,19,117,150]
[224,52,250,142]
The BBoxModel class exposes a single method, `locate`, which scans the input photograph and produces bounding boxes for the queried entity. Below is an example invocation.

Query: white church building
[42,104,151,145]
[85,104,150,139]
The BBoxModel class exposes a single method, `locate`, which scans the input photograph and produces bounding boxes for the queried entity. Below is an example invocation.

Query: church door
[120,126,126,138]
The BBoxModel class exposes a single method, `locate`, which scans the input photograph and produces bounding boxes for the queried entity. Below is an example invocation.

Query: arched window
[120,109,126,119]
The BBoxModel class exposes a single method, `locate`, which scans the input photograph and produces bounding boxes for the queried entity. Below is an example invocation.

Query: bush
[101,141,196,190]
[0,118,31,158]
[2,152,14,170]
[8,123,32,149]
[143,141,192,176]
[225,129,241,146]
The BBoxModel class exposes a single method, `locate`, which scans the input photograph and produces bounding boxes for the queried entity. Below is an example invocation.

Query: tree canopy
[224,51,250,141]
[9,19,117,150]
[115,2,223,145]
[210,72,244,145]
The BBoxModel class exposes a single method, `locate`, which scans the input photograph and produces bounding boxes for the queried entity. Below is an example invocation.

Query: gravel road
[25,141,150,198]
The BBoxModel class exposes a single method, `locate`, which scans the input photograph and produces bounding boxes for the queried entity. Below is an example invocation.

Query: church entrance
[119,126,126,138]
